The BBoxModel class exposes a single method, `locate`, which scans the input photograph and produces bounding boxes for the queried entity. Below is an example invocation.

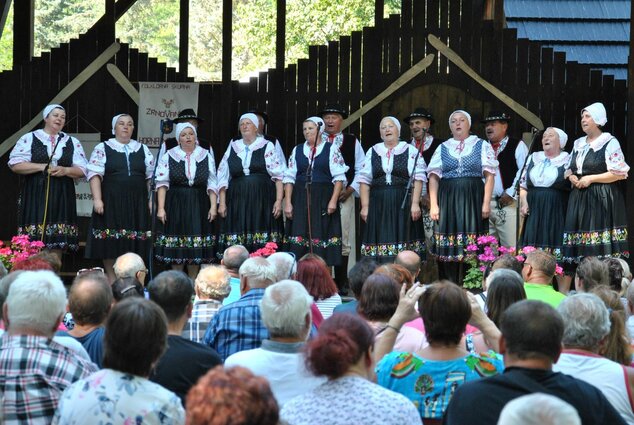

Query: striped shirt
[202,288,269,361]
[0,334,98,425]
[183,299,224,343]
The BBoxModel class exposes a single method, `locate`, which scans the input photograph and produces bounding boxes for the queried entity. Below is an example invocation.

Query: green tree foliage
[0,3,13,71]
[0,0,401,80]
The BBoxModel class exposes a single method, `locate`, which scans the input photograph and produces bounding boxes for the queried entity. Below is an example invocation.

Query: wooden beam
[179,0,189,77]
[374,0,384,28]
[627,0,634,260]
[276,0,286,70]
[114,0,139,21]
[0,42,121,157]
[222,0,232,83]
[106,63,140,104]
[13,0,33,66]
[0,0,10,41]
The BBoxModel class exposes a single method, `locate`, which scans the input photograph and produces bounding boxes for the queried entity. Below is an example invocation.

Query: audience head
[148,270,194,324]
[618,258,632,286]
[186,366,279,425]
[68,271,113,326]
[627,282,634,315]
[485,269,526,327]
[394,250,421,282]
[0,262,6,279]
[30,250,62,274]
[500,300,563,363]
[260,280,312,340]
[590,286,631,365]
[111,277,144,302]
[557,293,610,351]
[522,250,556,283]
[222,245,249,273]
[575,256,608,292]
[0,271,24,322]
[239,257,276,293]
[357,274,400,321]
[299,253,328,267]
[498,393,581,425]
[195,265,231,301]
[11,257,54,272]
[485,254,524,289]
[4,270,66,336]
[113,252,148,284]
[267,252,297,282]
[306,314,375,379]
[419,281,471,346]
[348,258,378,299]
[374,263,413,290]
[296,258,338,301]
[604,257,627,294]
[103,297,167,377]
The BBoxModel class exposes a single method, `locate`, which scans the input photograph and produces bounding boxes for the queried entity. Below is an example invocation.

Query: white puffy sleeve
[142,144,155,180]
[265,141,285,181]
[207,149,218,195]
[427,146,443,178]
[70,137,88,179]
[329,144,349,184]
[408,146,427,182]
[86,143,106,180]
[481,141,498,175]
[217,144,232,190]
[519,154,533,189]
[8,133,34,167]
[155,151,170,190]
[605,138,630,177]
[283,146,298,185]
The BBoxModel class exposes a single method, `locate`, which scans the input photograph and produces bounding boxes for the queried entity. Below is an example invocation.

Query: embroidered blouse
[9,130,88,177]
[217,137,285,189]
[283,141,348,185]
[86,138,155,180]
[427,135,498,178]
[567,133,629,177]
[520,151,570,189]
[356,141,427,187]
[155,145,218,195]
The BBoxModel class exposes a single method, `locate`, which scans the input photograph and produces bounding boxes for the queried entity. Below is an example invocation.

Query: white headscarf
[305,116,325,131]
[43,104,64,120]
[239,113,259,130]
[175,122,197,142]
[381,116,401,135]
[582,102,607,126]
[449,110,472,127]
[549,127,568,149]
[111,114,131,135]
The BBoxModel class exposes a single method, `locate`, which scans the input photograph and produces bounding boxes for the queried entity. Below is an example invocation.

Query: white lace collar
[35,129,70,145]
[167,145,207,163]
[573,132,613,152]
[532,151,569,167]
[105,138,142,153]
[231,136,267,153]
[373,141,409,158]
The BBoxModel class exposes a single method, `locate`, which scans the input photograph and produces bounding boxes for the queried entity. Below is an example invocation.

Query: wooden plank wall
[0,0,630,244]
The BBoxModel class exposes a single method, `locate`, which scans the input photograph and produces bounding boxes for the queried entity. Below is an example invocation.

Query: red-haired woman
[280,314,420,425]
[296,257,341,319]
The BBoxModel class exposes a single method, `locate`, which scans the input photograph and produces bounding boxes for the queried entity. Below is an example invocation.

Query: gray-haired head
[222,245,249,271]
[498,393,581,425]
[557,293,610,350]
[267,252,297,283]
[239,257,277,289]
[260,279,312,339]
[113,252,146,279]
[4,270,67,336]
[195,265,231,301]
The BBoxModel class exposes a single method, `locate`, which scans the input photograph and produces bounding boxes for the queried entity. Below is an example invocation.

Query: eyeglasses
[287,252,297,278]
[120,285,138,295]
[77,267,105,276]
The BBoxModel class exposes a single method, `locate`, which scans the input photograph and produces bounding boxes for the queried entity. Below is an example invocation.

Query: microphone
[421,127,428,132]
[317,122,323,127]
[160,119,174,134]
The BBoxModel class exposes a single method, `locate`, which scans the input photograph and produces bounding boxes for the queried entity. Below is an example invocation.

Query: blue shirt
[333,300,359,316]
[57,327,105,368]
[203,288,269,361]
[222,276,241,306]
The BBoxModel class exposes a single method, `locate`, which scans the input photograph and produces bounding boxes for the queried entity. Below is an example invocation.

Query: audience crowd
[1,245,634,425]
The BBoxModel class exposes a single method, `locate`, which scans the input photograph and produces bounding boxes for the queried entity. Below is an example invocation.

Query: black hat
[404,107,435,125]
[320,103,348,119]
[481,111,511,123]
[174,108,204,124]
[248,109,269,124]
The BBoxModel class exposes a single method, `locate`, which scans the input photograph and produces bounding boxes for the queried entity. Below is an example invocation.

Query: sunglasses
[77,267,105,276]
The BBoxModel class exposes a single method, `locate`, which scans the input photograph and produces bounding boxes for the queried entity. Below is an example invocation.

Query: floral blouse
[155,145,218,195]
[9,129,88,177]
[355,141,427,188]
[520,151,570,188]
[567,133,630,177]
[217,137,285,189]
[52,369,185,425]
[86,139,155,181]
[427,135,498,178]
[283,141,349,185]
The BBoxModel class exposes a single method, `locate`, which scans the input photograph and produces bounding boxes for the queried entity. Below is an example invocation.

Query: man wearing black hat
[247,109,287,166]
[482,111,528,248]
[321,104,365,292]
[164,108,210,151]
[405,107,441,244]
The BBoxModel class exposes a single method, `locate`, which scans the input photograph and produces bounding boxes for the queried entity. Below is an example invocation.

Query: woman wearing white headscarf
[283,116,348,265]
[86,114,155,281]
[427,110,498,281]
[357,116,426,263]
[8,104,87,253]
[562,102,629,266]
[154,123,218,278]
[518,127,571,258]
[217,113,286,255]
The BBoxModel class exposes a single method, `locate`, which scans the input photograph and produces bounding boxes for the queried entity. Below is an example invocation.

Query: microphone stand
[304,125,321,254]
[148,119,173,280]
[40,133,63,243]
[514,128,540,251]
[401,129,427,249]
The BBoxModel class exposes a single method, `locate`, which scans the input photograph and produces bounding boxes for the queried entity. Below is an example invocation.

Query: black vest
[336,133,357,185]
[495,137,522,190]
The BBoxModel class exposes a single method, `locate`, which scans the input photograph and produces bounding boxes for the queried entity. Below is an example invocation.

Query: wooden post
[374,0,384,28]
[276,0,286,70]
[0,0,11,39]
[627,0,634,258]
[13,0,34,66]
[222,0,232,84]
[179,0,189,77]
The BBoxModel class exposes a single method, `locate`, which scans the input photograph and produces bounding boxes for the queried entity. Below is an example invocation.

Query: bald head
[222,245,249,272]
[68,273,113,326]
[395,250,421,281]
[113,252,147,284]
